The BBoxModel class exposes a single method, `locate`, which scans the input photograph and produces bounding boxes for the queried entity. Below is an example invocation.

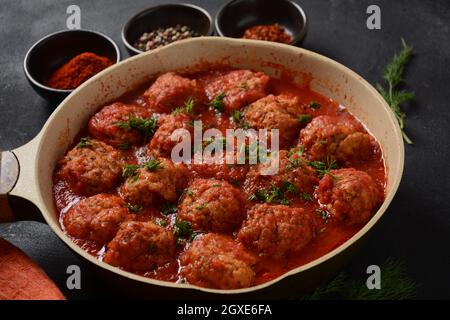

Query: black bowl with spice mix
[215,0,308,46]
[121,3,214,55]
[24,29,120,104]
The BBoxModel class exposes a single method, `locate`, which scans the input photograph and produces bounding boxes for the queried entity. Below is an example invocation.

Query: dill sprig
[210,92,226,112]
[114,115,158,141]
[161,203,177,216]
[298,114,312,125]
[172,98,195,115]
[304,258,417,300]
[307,155,338,177]
[376,39,415,144]
[122,164,140,179]
[174,220,193,240]
[127,203,142,213]
[142,158,163,171]
[286,147,305,171]
[308,101,321,109]
[249,184,289,205]
[76,137,92,148]
[122,159,163,181]
[249,180,312,205]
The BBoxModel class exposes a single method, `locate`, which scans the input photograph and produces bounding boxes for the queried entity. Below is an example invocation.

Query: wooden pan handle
[0,151,19,222]
[1,136,42,223]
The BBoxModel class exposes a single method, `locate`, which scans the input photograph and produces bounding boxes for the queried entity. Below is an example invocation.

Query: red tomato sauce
[53,68,386,287]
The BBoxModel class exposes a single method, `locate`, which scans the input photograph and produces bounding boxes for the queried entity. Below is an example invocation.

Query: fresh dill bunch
[376,39,415,144]
[304,257,417,300]
[304,272,347,300]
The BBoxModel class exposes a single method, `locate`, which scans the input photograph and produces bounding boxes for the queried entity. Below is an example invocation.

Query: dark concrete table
[1,0,449,299]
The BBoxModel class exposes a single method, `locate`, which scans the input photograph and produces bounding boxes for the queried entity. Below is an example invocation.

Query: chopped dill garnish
[142,158,163,171]
[300,191,313,202]
[161,203,177,215]
[122,159,162,181]
[184,98,195,115]
[210,92,226,112]
[77,137,92,148]
[127,203,143,213]
[171,107,184,115]
[195,203,208,210]
[308,101,321,109]
[232,110,243,122]
[157,219,168,227]
[122,164,140,179]
[172,98,195,115]
[283,180,298,194]
[174,220,193,240]
[114,114,158,141]
[308,156,338,177]
[250,184,289,205]
[298,114,312,125]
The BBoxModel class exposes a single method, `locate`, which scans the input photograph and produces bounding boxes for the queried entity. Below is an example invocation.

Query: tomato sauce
[53,68,386,286]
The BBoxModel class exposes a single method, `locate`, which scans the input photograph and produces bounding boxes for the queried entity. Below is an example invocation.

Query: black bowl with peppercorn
[122,3,214,55]
[24,29,120,105]
[215,0,307,46]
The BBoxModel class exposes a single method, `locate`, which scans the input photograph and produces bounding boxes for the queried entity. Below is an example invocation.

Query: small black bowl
[24,29,120,104]
[215,0,307,45]
[122,3,214,55]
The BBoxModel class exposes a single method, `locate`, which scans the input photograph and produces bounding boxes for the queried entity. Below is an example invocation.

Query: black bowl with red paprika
[24,29,120,104]
[215,0,308,46]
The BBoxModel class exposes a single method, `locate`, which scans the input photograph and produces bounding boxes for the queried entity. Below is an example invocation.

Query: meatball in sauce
[203,69,270,113]
[88,102,151,147]
[63,194,129,244]
[56,138,124,195]
[178,178,246,232]
[181,233,256,289]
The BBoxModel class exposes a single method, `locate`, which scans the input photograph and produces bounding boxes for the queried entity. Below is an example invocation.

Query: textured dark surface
[1,0,450,299]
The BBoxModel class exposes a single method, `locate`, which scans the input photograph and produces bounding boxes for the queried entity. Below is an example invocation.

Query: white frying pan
[0,37,404,298]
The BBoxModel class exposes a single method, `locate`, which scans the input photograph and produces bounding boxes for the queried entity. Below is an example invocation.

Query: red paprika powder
[47,52,113,90]
[242,24,292,44]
